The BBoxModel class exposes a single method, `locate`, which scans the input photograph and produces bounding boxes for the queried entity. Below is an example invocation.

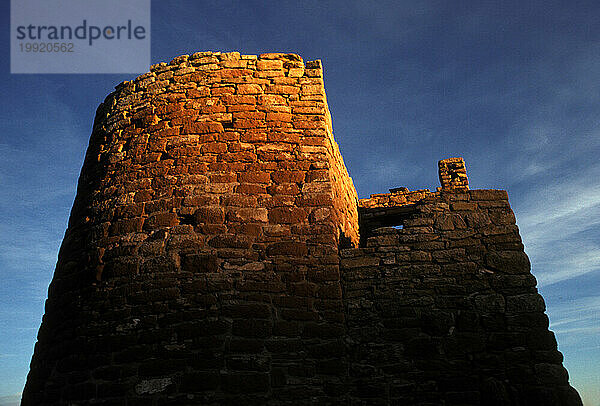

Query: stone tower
[22,52,582,406]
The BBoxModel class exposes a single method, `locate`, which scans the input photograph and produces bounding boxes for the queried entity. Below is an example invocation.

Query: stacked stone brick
[22,52,581,406]
[23,51,358,405]
[349,189,581,405]
[358,188,432,209]
[359,158,469,210]
[438,157,469,191]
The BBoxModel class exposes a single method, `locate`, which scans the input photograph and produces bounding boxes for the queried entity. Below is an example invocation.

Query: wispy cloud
[514,163,600,286]
[546,295,600,355]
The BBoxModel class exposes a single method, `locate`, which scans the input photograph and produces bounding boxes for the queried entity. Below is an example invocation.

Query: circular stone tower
[22,51,359,405]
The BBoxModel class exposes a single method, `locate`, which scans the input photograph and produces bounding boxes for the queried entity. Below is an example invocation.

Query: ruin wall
[21,53,581,406]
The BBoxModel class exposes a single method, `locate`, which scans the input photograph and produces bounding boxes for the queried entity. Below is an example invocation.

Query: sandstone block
[201,142,228,154]
[227,207,268,223]
[506,293,546,313]
[209,172,237,183]
[485,250,531,274]
[266,112,292,122]
[208,234,251,248]
[238,171,271,183]
[109,217,144,235]
[144,212,178,229]
[193,206,225,224]
[181,253,218,273]
[341,256,380,268]
[257,59,283,70]
[464,212,491,228]
[236,183,267,194]
[268,207,307,224]
[237,84,263,94]
[271,170,305,183]
[473,293,506,313]
[267,85,300,94]
[288,67,305,77]
[221,94,257,105]
[258,94,287,105]
[182,121,224,134]
[266,241,309,257]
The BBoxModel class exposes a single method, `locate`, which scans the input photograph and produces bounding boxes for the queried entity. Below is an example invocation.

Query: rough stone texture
[348,188,579,405]
[22,52,581,406]
[438,157,469,191]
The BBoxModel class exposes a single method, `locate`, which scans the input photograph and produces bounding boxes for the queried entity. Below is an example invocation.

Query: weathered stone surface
[22,51,580,406]
[486,250,531,274]
[506,293,546,313]
[351,162,579,405]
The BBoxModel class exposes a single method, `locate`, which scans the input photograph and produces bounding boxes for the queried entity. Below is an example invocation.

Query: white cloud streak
[512,153,600,286]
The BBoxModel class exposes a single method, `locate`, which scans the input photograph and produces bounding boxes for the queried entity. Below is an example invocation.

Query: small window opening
[358,204,416,247]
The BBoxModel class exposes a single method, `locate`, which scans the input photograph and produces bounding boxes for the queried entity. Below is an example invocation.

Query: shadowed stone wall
[22,52,581,406]
[346,167,581,405]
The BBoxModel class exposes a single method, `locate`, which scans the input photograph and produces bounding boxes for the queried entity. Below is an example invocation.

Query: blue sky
[1,0,599,405]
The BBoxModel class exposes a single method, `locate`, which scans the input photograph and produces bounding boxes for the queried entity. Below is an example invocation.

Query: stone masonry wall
[22,51,581,406]
[345,166,581,405]
[22,51,357,405]
[358,158,469,211]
